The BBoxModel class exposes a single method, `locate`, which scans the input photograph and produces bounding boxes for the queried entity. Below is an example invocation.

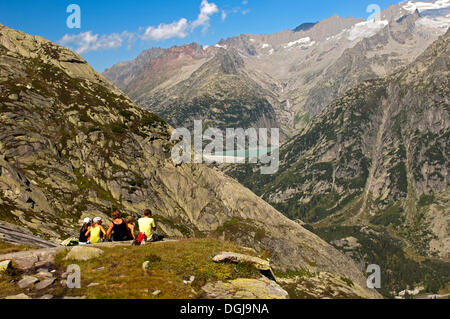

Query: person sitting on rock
[86,217,106,244]
[106,211,131,242]
[138,209,157,242]
[125,216,136,240]
[79,217,92,245]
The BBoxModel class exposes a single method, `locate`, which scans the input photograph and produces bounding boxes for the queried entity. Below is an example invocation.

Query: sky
[0,0,406,72]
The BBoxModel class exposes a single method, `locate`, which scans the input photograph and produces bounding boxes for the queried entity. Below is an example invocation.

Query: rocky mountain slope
[138,48,278,132]
[225,28,450,297]
[0,25,380,298]
[104,1,450,137]
[105,44,279,132]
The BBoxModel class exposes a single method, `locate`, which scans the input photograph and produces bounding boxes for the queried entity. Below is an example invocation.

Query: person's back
[107,211,130,242]
[138,209,156,240]
[87,217,106,244]
[111,219,129,241]
[125,216,136,240]
[79,218,91,244]
[89,225,102,244]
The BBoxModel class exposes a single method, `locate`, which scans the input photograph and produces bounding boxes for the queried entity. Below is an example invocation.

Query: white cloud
[142,18,189,41]
[191,0,219,32]
[221,10,227,21]
[59,31,133,54]
[221,0,250,21]
[58,0,219,54]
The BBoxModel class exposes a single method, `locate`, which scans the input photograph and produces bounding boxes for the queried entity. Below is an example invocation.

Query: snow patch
[215,44,227,49]
[283,37,315,49]
[403,0,450,13]
[416,13,450,29]
[347,20,388,41]
[262,43,270,49]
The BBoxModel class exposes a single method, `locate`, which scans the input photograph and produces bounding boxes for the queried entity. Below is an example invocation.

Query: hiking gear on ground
[61,238,79,246]
[132,232,148,246]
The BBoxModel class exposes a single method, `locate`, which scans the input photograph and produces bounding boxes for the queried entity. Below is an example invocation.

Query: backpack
[132,232,147,246]
[61,238,79,246]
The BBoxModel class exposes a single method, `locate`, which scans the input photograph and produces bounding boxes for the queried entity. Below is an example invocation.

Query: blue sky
[0,0,405,72]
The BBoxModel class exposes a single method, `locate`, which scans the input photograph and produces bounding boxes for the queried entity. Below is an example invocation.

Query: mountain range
[104,1,450,138]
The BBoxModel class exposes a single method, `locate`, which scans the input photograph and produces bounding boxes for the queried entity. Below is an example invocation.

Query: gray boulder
[64,246,104,261]
[35,278,56,290]
[18,276,39,289]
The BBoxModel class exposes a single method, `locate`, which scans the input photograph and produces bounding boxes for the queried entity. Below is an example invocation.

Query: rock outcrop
[202,278,289,299]
[0,222,60,248]
[213,252,276,281]
[0,247,63,271]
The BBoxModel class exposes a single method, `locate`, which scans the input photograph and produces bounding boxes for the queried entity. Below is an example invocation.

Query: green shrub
[371,204,404,227]
[110,122,127,135]
[418,193,435,207]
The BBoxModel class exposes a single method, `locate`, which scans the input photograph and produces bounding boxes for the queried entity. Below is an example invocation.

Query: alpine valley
[0,0,448,300]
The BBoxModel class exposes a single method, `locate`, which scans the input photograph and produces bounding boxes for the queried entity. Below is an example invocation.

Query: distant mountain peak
[293,22,317,32]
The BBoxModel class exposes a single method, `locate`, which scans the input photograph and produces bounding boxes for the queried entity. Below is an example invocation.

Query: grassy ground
[0,241,34,255]
[1,239,262,299]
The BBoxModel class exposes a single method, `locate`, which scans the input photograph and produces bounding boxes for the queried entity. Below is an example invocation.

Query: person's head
[111,210,121,220]
[144,209,152,217]
[82,217,92,231]
[125,216,134,225]
[93,217,103,225]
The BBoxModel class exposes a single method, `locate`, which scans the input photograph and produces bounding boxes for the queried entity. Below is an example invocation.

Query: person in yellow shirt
[86,217,106,244]
[138,209,156,242]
